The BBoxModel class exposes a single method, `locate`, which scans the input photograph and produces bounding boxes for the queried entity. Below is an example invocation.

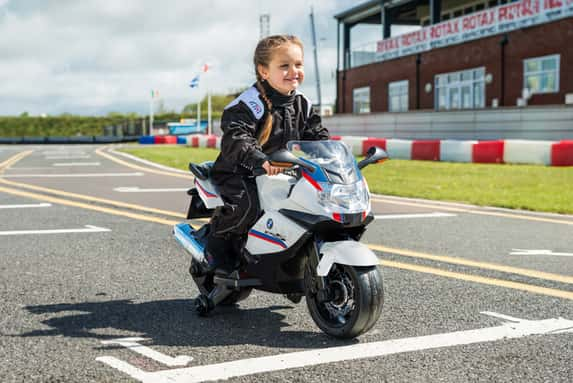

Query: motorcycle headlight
[317,180,369,212]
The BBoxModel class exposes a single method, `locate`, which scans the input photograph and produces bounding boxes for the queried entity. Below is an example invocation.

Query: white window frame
[434,67,485,110]
[388,80,409,112]
[353,86,371,114]
[523,54,560,95]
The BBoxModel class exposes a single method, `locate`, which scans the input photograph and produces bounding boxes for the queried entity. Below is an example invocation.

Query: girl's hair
[254,35,303,146]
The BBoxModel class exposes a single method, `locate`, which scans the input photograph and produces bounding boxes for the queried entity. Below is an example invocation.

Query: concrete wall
[323,106,573,140]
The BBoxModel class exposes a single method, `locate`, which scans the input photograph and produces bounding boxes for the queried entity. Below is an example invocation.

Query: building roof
[334,0,382,22]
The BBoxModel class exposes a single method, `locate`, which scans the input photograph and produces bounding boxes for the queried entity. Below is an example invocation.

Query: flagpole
[207,92,212,136]
[197,97,201,134]
[149,90,154,136]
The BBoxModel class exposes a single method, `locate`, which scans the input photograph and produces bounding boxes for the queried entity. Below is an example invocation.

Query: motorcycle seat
[189,162,213,180]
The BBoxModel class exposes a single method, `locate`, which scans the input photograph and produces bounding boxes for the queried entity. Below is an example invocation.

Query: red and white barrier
[142,134,572,166]
[440,140,477,163]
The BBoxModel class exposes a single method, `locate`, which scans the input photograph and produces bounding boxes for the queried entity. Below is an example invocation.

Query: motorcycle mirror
[358,146,389,170]
[268,149,316,172]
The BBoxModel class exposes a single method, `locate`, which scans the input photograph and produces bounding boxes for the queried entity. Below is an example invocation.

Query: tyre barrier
[133,134,573,166]
[0,136,140,144]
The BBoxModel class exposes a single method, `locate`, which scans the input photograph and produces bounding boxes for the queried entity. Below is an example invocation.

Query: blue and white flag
[189,75,200,88]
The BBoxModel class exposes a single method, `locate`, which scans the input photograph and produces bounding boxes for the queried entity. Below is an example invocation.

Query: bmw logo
[266,218,273,229]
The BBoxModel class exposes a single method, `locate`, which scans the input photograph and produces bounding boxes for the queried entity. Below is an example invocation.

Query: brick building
[335,0,573,114]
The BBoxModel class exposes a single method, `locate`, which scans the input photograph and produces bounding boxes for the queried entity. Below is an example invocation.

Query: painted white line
[0,203,52,209]
[0,225,110,236]
[110,149,189,174]
[374,212,456,220]
[98,312,573,383]
[510,249,573,257]
[114,186,188,193]
[46,155,91,160]
[101,338,193,367]
[53,162,101,167]
[0,172,144,178]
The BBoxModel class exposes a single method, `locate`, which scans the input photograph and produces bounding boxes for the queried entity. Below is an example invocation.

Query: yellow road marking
[381,259,573,300]
[1,149,571,300]
[368,244,573,284]
[95,147,193,180]
[0,177,187,219]
[371,197,573,226]
[0,150,33,172]
[0,185,181,226]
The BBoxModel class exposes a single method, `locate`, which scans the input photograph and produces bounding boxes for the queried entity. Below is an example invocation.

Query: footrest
[213,276,262,288]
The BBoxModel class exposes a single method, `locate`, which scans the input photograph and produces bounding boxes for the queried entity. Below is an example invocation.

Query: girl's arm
[219,105,267,171]
[301,108,329,141]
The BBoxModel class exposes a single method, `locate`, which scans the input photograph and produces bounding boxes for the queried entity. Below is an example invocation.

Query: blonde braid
[255,80,273,146]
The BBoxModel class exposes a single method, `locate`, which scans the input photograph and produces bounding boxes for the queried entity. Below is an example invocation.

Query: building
[334,0,573,115]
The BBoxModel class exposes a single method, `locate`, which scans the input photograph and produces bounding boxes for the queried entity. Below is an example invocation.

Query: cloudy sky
[0,0,387,116]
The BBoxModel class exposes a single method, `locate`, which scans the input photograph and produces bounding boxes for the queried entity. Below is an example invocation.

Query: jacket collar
[259,80,295,108]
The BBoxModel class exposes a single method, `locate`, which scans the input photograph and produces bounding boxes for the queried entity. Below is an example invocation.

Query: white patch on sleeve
[225,86,265,120]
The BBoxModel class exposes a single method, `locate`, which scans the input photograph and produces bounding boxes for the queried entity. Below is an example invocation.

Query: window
[388,80,409,112]
[523,54,560,94]
[353,87,371,114]
[435,67,485,110]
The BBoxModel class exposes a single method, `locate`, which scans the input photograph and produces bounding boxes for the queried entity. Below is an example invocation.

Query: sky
[0,0,389,116]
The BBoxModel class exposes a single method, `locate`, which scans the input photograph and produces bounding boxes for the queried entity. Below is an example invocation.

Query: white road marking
[510,249,573,257]
[0,225,110,236]
[41,150,87,156]
[97,312,573,383]
[53,162,101,167]
[374,212,456,220]
[0,203,52,209]
[114,186,188,193]
[101,338,193,367]
[0,172,144,178]
[46,155,91,160]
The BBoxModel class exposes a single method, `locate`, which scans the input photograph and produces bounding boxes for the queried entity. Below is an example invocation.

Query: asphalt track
[0,144,572,383]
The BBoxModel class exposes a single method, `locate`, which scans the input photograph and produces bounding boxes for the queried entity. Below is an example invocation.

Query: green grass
[119,146,573,214]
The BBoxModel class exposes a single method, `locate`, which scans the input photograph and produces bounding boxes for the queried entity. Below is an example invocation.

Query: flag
[151,89,159,98]
[202,64,209,72]
[189,75,200,88]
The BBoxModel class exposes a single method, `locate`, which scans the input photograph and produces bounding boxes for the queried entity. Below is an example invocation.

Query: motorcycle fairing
[194,177,224,209]
[316,240,380,277]
[245,210,307,255]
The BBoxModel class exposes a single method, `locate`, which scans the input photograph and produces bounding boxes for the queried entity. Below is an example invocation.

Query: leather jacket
[211,81,329,181]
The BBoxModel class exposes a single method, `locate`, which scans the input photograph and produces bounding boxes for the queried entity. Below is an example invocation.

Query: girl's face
[258,43,304,95]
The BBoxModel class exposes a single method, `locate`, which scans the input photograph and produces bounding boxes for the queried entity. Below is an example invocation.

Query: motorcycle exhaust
[173,223,206,264]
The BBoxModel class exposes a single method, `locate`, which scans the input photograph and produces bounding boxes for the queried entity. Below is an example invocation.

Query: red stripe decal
[195,179,217,198]
[302,170,322,191]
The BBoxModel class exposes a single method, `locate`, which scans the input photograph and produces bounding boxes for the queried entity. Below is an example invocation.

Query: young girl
[205,34,329,274]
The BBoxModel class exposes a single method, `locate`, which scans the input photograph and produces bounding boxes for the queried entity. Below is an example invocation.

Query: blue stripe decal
[299,158,328,183]
[249,229,287,249]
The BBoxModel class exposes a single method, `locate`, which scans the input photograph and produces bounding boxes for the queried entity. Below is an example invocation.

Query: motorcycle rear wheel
[305,264,384,339]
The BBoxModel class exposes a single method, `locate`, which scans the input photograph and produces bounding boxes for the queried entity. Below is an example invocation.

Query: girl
[205,34,329,274]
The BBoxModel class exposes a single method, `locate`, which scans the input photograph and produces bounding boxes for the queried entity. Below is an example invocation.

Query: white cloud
[0,0,372,116]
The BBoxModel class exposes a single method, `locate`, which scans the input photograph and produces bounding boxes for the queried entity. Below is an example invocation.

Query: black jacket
[211,81,329,181]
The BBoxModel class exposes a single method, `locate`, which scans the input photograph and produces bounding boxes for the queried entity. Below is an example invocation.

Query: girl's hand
[262,161,282,176]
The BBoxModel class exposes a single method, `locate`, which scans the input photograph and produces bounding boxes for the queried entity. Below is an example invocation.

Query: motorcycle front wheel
[305,264,384,339]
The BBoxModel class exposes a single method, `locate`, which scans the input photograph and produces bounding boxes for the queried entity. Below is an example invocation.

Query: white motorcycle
[174,140,388,338]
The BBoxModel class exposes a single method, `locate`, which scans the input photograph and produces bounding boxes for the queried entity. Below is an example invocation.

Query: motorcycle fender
[316,241,379,277]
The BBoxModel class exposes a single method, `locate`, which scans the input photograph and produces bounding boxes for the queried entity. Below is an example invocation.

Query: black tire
[305,264,384,339]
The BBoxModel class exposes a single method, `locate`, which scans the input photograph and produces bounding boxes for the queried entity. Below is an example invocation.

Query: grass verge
[119,146,573,214]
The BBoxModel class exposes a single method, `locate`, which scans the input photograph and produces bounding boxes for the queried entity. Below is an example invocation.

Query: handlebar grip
[252,167,267,176]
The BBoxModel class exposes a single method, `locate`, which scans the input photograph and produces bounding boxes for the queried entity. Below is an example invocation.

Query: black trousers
[205,174,261,268]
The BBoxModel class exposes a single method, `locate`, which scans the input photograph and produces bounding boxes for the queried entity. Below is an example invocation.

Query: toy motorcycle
[173,140,388,338]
